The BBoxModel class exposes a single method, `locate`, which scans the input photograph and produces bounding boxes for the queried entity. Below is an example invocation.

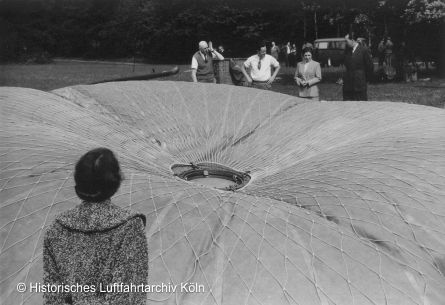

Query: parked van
[313,38,346,67]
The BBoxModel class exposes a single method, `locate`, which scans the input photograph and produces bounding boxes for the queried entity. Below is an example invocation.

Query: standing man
[342,33,374,101]
[241,42,280,90]
[284,42,291,67]
[384,37,394,67]
[378,38,385,67]
[290,43,297,67]
[271,41,280,60]
[191,41,224,83]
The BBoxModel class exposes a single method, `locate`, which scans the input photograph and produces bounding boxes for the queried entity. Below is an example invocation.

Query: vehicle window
[330,41,346,49]
[317,42,328,49]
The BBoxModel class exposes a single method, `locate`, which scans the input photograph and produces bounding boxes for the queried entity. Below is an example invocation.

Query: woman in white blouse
[294,47,322,101]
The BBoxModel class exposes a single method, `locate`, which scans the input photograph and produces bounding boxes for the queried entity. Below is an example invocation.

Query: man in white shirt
[191,41,224,83]
[241,43,280,90]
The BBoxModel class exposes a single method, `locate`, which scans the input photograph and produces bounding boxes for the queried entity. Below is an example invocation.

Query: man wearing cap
[191,41,224,83]
[343,33,374,101]
[241,42,280,90]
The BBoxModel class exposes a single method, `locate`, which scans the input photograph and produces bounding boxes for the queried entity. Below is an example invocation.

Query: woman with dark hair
[43,148,148,305]
[294,47,322,101]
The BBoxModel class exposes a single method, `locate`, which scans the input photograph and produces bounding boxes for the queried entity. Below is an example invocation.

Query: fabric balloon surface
[1,81,445,305]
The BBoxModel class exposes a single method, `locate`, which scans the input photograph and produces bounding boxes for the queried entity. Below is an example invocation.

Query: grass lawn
[1,59,444,108]
[0,59,180,91]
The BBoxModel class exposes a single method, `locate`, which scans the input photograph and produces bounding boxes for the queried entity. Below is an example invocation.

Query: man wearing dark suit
[343,34,374,101]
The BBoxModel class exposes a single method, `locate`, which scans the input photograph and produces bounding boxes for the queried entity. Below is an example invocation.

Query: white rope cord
[1,82,445,305]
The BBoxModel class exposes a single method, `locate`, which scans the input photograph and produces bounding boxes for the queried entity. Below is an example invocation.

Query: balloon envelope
[1,82,445,304]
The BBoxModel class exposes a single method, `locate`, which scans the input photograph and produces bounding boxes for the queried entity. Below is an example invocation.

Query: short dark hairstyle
[347,31,357,41]
[257,41,267,51]
[74,148,122,202]
[302,47,313,55]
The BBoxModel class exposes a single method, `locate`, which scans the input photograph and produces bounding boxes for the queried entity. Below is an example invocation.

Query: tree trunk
[314,10,318,39]
[384,15,388,36]
[367,28,371,47]
[303,15,307,40]
[439,23,445,77]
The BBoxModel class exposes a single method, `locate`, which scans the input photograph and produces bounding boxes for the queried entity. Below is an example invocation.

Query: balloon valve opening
[172,163,251,191]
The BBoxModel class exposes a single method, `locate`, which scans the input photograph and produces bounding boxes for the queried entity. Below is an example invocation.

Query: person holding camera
[191,41,224,83]
[294,47,322,101]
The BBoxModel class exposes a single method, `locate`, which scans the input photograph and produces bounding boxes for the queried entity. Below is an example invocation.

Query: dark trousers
[251,81,272,90]
[198,78,216,83]
[284,54,289,67]
[378,54,384,67]
[343,89,368,101]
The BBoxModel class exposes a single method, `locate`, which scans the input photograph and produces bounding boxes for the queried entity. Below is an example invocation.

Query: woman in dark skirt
[43,148,148,305]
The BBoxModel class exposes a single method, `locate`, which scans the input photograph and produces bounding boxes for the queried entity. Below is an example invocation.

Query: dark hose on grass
[90,66,179,84]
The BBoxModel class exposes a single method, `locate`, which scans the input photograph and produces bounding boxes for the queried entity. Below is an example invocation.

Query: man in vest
[191,41,224,83]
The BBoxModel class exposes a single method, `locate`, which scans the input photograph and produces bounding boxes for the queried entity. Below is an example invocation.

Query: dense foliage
[1,0,444,68]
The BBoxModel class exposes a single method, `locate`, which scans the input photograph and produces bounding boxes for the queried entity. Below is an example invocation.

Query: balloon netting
[1,82,445,304]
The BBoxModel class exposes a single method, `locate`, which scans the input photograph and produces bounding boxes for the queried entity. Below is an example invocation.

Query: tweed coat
[294,60,322,98]
[342,44,373,93]
[43,200,148,305]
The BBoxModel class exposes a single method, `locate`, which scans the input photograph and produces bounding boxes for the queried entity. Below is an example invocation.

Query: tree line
[1,0,444,71]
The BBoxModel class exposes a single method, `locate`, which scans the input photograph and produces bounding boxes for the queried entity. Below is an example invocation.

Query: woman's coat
[43,200,148,305]
[294,60,322,98]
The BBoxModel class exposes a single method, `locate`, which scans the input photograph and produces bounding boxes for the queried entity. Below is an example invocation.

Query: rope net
[1,82,445,304]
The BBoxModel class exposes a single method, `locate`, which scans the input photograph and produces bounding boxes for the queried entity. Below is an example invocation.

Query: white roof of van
[314,38,346,42]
